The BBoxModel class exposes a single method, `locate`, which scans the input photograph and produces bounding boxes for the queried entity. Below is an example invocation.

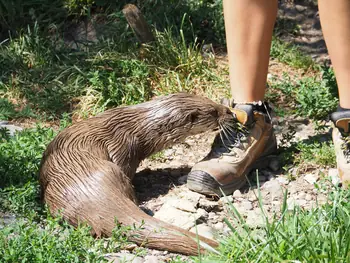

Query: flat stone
[190,224,214,240]
[0,123,23,136]
[167,199,197,213]
[304,173,319,185]
[154,205,199,230]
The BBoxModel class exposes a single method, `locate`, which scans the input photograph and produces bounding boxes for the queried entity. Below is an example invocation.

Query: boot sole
[187,154,278,196]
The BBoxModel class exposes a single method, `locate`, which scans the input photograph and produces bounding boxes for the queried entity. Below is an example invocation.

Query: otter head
[145,93,235,144]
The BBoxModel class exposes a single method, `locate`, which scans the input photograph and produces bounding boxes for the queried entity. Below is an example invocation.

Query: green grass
[0,213,136,262]
[202,188,350,262]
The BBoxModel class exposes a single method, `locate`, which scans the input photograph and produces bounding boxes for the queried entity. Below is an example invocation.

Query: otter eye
[190,113,199,123]
[210,109,219,118]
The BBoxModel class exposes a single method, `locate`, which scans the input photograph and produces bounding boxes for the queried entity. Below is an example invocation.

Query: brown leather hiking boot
[187,104,277,196]
[330,110,350,188]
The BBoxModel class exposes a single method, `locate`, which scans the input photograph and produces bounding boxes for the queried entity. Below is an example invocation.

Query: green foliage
[295,76,338,119]
[270,37,314,69]
[267,69,339,120]
[0,98,35,120]
[0,213,135,262]
[0,125,56,188]
[203,188,350,262]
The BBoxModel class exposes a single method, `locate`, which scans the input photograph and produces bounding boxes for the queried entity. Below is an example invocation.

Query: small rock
[304,173,319,185]
[190,224,214,240]
[220,195,233,204]
[276,177,289,185]
[263,180,283,198]
[269,159,280,172]
[247,191,258,202]
[240,201,253,211]
[144,255,159,263]
[232,190,242,198]
[328,168,341,186]
[213,222,224,231]
[105,253,143,263]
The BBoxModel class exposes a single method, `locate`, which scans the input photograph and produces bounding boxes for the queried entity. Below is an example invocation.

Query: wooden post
[122,4,155,44]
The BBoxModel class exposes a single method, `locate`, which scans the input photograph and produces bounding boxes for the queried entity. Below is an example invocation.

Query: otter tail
[104,195,219,255]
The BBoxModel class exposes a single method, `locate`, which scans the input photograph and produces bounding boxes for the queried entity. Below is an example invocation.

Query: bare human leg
[223,0,278,103]
[320,0,350,188]
[319,0,350,109]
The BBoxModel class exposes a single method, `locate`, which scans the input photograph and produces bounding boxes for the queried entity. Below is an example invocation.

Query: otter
[39,93,234,255]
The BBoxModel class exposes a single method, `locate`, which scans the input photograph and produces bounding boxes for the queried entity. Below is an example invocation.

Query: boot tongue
[232,104,254,126]
[330,111,350,133]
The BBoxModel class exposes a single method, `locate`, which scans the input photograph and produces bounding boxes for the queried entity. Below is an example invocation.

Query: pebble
[304,173,319,185]
[213,222,224,231]
[232,190,242,198]
[240,201,253,211]
[220,195,233,204]
[189,224,214,240]
[276,177,289,185]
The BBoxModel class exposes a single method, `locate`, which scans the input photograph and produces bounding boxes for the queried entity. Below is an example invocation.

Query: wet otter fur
[39,93,234,255]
